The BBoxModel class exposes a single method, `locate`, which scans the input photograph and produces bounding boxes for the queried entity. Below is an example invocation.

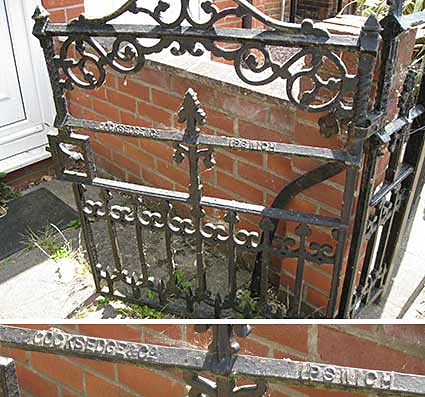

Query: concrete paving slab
[0,228,94,319]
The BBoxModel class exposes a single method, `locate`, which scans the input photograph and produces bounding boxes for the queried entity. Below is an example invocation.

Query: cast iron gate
[1,325,425,397]
[32,0,425,318]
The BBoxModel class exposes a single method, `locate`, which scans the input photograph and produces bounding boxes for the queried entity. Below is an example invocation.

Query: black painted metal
[32,0,424,318]
[1,325,425,397]
[339,0,425,318]
[289,0,297,22]
[242,0,253,27]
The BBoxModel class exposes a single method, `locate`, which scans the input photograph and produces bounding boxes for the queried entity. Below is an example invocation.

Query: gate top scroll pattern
[1,325,425,397]
[32,0,384,319]
[32,0,381,130]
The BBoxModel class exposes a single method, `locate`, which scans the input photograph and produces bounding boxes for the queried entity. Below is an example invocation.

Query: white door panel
[0,0,26,128]
[0,0,55,169]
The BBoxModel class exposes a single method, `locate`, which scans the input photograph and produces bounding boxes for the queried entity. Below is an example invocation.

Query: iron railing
[1,325,425,397]
[32,0,424,318]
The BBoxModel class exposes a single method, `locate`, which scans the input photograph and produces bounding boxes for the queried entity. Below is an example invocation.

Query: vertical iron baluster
[133,195,149,284]
[101,189,122,272]
[72,183,101,292]
[292,224,311,316]
[225,211,239,301]
[174,89,215,298]
[358,203,385,306]
[372,189,403,292]
[164,201,177,293]
[258,218,274,308]
[189,147,207,296]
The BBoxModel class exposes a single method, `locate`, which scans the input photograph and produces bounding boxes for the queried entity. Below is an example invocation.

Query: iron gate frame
[1,325,425,397]
[31,0,425,318]
[338,2,425,318]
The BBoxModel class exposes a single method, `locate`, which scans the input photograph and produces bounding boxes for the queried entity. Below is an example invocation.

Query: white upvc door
[0,0,55,173]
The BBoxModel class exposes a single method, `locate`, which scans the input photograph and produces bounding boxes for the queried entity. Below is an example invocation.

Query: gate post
[335,14,382,318]
[338,0,424,317]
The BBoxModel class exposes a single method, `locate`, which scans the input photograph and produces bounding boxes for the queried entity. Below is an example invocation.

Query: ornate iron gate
[32,0,425,318]
[1,325,425,397]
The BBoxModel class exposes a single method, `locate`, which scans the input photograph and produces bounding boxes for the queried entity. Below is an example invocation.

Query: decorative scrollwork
[273,224,336,264]
[138,208,166,229]
[57,33,354,117]
[60,35,170,89]
[83,200,105,218]
[274,236,297,256]
[110,205,135,223]
[201,222,229,242]
[305,241,335,264]
[234,229,260,249]
[168,214,196,235]
[50,0,349,117]
[184,373,267,397]
[58,143,84,162]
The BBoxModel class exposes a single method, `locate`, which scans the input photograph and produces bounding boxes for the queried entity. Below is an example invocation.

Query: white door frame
[0,0,55,173]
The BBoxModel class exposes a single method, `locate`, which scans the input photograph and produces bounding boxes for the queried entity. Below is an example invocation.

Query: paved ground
[0,180,95,319]
[0,179,424,319]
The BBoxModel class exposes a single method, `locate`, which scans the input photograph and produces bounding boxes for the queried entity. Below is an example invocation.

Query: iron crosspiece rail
[1,325,425,397]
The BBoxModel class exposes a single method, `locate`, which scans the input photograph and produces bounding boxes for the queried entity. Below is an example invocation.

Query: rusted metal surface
[1,325,425,397]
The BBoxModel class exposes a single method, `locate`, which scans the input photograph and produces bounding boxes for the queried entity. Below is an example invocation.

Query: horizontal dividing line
[45,23,361,51]
[65,116,356,164]
[370,164,414,207]
[83,176,343,228]
[2,326,425,397]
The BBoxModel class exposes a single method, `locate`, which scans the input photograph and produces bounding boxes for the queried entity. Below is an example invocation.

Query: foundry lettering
[229,138,276,152]
[299,364,394,389]
[99,121,160,138]
[31,331,158,361]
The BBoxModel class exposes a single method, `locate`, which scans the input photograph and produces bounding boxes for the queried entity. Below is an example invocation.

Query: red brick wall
[41,0,84,23]
[1,325,425,397]
[3,159,55,191]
